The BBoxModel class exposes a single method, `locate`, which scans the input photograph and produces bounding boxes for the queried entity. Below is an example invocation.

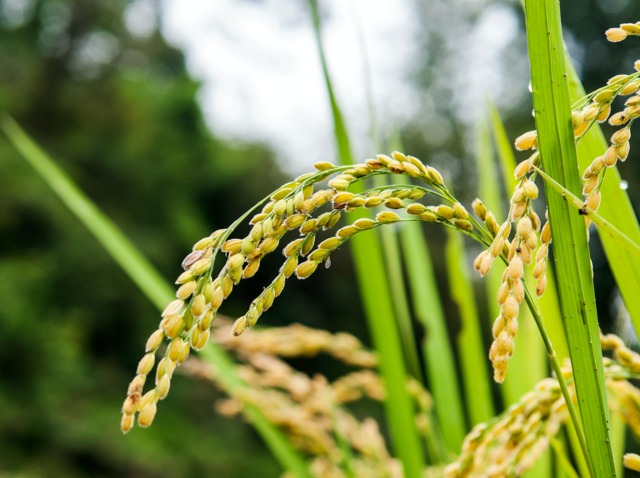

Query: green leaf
[444,228,495,425]
[523,1,615,476]
[0,114,172,310]
[306,1,427,474]
[0,114,312,478]
[400,221,467,452]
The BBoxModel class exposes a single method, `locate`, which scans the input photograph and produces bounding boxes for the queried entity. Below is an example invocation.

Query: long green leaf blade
[400,222,467,452]
[1,114,173,310]
[306,1,427,474]
[444,228,495,425]
[523,1,615,476]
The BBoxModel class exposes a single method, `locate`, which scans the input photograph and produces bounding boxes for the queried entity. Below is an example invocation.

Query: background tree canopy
[1,0,639,476]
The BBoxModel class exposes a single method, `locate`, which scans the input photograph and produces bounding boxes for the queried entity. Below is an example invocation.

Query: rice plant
[5,0,640,477]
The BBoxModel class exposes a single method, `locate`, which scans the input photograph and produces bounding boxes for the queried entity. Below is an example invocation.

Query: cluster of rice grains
[473,23,640,385]
[121,151,493,432]
[578,24,640,224]
[184,320,434,478]
[445,334,640,478]
[473,131,545,383]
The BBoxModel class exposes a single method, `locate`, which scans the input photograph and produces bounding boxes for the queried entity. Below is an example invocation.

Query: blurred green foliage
[0,1,291,476]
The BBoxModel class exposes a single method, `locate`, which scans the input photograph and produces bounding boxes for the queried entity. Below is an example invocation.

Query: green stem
[522,288,590,475]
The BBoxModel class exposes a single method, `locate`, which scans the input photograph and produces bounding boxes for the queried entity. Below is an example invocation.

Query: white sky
[153,0,526,172]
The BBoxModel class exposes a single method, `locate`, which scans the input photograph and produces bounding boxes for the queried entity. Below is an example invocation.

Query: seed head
[453,202,469,219]
[353,218,376,229]
[502,296,519,321]
[336,225,358,238]
[375,211,400,222]
[507,256,524,281]
[419,211,438,222]
[138,401,158,428]
[328,177,349,190]
[586,190,601,211]
[583,176,599,195]
[622,23,640,34]
[514,130,538,151]
[437,205,455,219]
[536,275,547,296]
[625,454,640,472]
[282,256,298,278]
[127,374,146,397]
[407,203,427,216]
[454,219,473,232]
[121,413,134,434]
[391,151,407,162]
[523,180,539,199]
[231,316,247,336]
[137,353,155,375]
[384,197,404,209]
[517,217,533,238]
[474,250,494,277]
[472,199,487,220]
[594,88,615,103]
[333,191,354,204]
[618,141,630,160]
[401,162,421,177]
[296,260,319,279]
[162,315,184,339]
[176,280,197,300]
[243,260,260,279]
[606,27,628,42]
[314,161,335,171]
[426,167,443,185]
[611,128,631,145]
[490,237,505,258]
[533,260,546,280]
[145,329,164,353]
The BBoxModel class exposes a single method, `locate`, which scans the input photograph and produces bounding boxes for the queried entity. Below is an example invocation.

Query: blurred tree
[0,0,290,476]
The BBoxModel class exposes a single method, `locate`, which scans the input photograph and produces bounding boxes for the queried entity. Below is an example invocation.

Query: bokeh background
[1,0,640,476]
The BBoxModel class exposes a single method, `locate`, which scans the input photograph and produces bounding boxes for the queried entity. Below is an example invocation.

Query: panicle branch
[122,150,498,432]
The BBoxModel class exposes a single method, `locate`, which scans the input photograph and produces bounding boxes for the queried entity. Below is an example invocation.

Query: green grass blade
[386,140,467,453]
[611,410,626,478]
[1,115,312,478]
[550,437,581,478]
[0,114,173,310]
[306,2,426,474]
[360,34,422,383]
[565,62,640,330]
[307,1,353,167]
[488,102,518,194]
[399,221,467,453]
[444,228,495,425]
[374,183,424,381]
[524,1,615,476]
